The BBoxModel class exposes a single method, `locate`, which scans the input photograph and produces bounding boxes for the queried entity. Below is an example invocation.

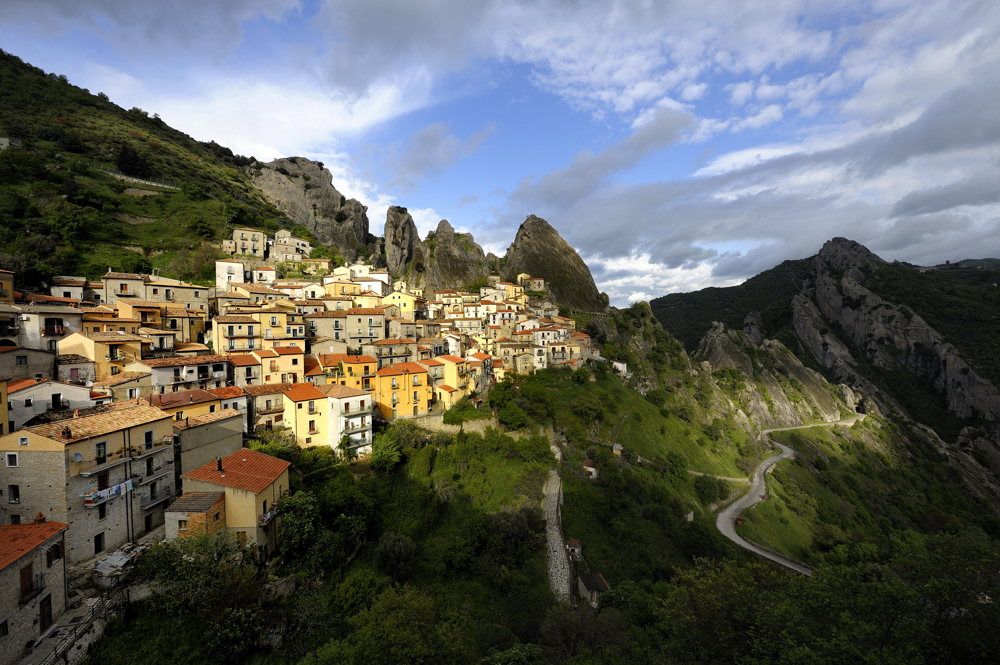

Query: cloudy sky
[3,0,1000,304]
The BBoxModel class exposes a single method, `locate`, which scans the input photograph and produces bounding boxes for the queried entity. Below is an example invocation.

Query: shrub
[375,531,416,580]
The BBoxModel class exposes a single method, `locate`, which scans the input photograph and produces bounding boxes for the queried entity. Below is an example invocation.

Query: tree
[115,143,152,177]
[369,431,401,471]
[278,491,321,559]
[498,401,527,429]
[573,392,604,424]
[374,531,416,580]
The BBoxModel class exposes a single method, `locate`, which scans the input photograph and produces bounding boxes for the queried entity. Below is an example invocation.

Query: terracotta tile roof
[138,327,172,336]
[117,299,162,308]
[282,383,326,402]
[303,310,348,318]
[166,492,225,514]
[344,307,385,315]
[173,342,211,352]
[104,272,146,280]
[228,355,260,367]
[53,276,87,287]
[271,346,303,355]
[7,378,46,393]
[304,358,323,376]
[253,350,278,358]
[233,283,285,295]
[57,354,91,364]
[376,362,427,377]
[243,383,294,397]
[90,372,150,388]
[419,359,444,366]
[335,354,376,365]
[0,521,69,571]
[85,332,143,342]
[173,409,242,430]
[316,384,369,399]
[438,384,457,393]
[149,389,219,409]
[136,355,229,368]
[23,403,170,442]
[436,355,467,363]
[372,338,417,345]
[183,449,290,494]
[207,386,246,400]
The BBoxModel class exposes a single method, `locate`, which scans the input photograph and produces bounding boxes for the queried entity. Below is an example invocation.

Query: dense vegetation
[648,258,812,352]
[0,49,294,286]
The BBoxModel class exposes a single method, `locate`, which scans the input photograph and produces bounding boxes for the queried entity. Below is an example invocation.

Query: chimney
[189,394,194,402]
[34,513,46,524]
[73,409,79,419]
[217,457,223,472]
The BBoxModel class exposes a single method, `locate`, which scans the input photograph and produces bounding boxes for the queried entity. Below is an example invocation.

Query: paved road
[715,416,866,576]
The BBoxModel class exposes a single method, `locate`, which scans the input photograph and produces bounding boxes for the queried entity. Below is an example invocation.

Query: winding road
[715,416,866,576]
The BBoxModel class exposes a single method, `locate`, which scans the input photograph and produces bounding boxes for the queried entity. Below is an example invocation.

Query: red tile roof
[376,362,428,377]
[304,358,323,376]
[228,355,260,367]
[149,389,219,409]
[271,346,304,355]
[207,386,247,400]
[182,448,290,494]
[135,355,229,368]
[316,384,369,399]
[0,521,69,571]
[243,382,295,397]
[282,383,326,402]
[23,403,170,443]
[173,409,242,430]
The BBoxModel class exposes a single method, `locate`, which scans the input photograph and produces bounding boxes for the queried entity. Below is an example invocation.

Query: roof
[139,327,172,336]
[6,378,46,393]
[165,492,225,514]
[85,332,143,342]
[232,283,284,295]
[303,310,348,318]
[420,359,444,366]
[135,355,229,368]
[214,315,257,323]
[173,342,211,353]
[23,403,170,443]
[173,409,242,430]
[373,338,417,345]
[316,384,369,399]
[207,386,247,400]
[282,383,326,402]
[0,521,69,571]
[439,385,457,393]
[253,349,278,358]
[149,389,219,409]
[52,276,87,286]
[271,346,303,356]
[582,459,597,467]
[104,272,145,280]
[243,382,295,397]
[57,354,91,364]
[182,448,290,494]
[376,362,428,377]
[578,572,610,592]
[437,355,467,363]
[304,358,323,376]
[344,307,385,315]
[228,355,260,367]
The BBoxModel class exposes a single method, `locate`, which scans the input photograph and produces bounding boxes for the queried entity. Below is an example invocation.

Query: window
[94,533,104,555]
[127,388,138,399]
[7,485,19,503]
[392,378,398,389]
[194,291,200,298]
[175,412,183,421]
[146,458,154,476]
[5,453,16,467]
[152,288,158,295]
[18,437,27,447]
[413,391,418,402]
[271,316,278,326]
[95,441,107,464]
[98,503,106,520]
[0,620,7,637]
[292,358,299,366]
[97,470,109,490]
[213,511,221,523]
[178,519,188,531]
[15,356,26,366]
[8,514,19,525]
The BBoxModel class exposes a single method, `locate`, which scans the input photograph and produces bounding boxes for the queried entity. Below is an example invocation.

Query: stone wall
[408,413,527,438]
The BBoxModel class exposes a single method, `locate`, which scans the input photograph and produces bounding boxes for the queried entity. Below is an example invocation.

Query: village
[0,226,607,663]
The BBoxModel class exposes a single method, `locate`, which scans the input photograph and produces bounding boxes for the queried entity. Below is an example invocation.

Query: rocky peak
[503,215,605,312]
[249,157,372,260]
[818,237,883,274]
[384,206,422,278]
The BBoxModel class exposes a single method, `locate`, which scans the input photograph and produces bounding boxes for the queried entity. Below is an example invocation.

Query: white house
[215,259,247,291]
[5,379,101,431]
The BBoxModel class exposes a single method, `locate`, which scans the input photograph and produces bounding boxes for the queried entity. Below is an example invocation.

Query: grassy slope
[0,49,291,286]
[737,420,998,563]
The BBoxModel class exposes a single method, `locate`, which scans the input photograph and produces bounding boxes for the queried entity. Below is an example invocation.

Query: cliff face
[249,158,372,261]
[502,215,604,311]
[804,239,1000,423]
[694,322,844,429]
[383,209,489,294]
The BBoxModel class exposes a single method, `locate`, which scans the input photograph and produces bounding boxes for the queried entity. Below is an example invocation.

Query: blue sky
[4,0,1000,305]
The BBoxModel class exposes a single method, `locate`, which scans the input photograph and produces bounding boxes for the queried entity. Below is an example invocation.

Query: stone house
[577,572,610,607]
[206,386,249,432]
[181,449,291,558]
[0,519,69,665]
[13,305,84,353]
[55,354,95,385]
[229,228,267,257]
[216,259,248,291]
[125,355,230,393]
[365,338,418,369]
[304,310,348,345]
[228,354,262,388]
[5,379,99,432]
[0,402,175,563]
[171,410,244,485]
[0,347,55,381]
[164,492,226,541]
[244,383,294,430]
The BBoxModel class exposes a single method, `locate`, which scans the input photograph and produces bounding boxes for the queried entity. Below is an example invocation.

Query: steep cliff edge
[503,215,605,311]
[383,208,489,293]
[249,157,373,260]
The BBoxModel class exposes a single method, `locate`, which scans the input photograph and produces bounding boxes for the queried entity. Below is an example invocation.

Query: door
[40,595,52,631]
[144,514,153,534]
[70,368,79,382]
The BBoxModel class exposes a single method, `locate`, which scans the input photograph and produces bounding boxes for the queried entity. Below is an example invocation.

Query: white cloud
[731,104,783,132]
[727,81,754,105]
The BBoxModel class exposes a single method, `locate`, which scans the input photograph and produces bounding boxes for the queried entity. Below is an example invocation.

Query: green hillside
[649,258,812,351]
[0,48,293,286]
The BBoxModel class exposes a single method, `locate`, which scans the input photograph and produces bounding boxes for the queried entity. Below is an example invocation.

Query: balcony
[343,421,371,432]
[140,486,172,510]
[259,506,278,526]
[42,325,65,336]
[171,375,189,383]
[0,324,18,336]
[105,354,125,362]
[19,573,45,604]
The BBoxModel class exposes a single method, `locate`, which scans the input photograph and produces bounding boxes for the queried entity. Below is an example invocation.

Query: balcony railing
[19,573,45,604]
[105,354,125,362]
[0,325,18,335]
[259,506,279,526]
[140,486,172,510]
[42,325,65,336]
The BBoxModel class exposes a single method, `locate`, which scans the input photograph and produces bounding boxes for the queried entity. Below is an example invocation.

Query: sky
[3,0,1000,305]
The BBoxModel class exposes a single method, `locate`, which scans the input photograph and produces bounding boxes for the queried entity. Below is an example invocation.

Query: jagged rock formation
[249,157,372,261]
[804,238,1000,423]
[383,209,489,294]
[503,215,605,312]
[695,322,843,429]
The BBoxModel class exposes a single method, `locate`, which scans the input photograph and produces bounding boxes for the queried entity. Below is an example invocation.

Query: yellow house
[58,332,146,380]
[498,282,525,303]
[382,291,426,320]
[324,280,361,297]
[0,378,8,436]
[181,448,290,557]
[374,362,431,419]
[436,355,472,399]
[253,347,305,384]
[281,383,327,447]
[352,291,383,309]
[318,354,377,393]
[149,389,222,423]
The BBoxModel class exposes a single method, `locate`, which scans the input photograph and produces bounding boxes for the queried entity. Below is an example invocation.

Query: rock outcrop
[694,322,844,429]
[383,209,490,294]
[249,157,372,261]
[503,215,605,311]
